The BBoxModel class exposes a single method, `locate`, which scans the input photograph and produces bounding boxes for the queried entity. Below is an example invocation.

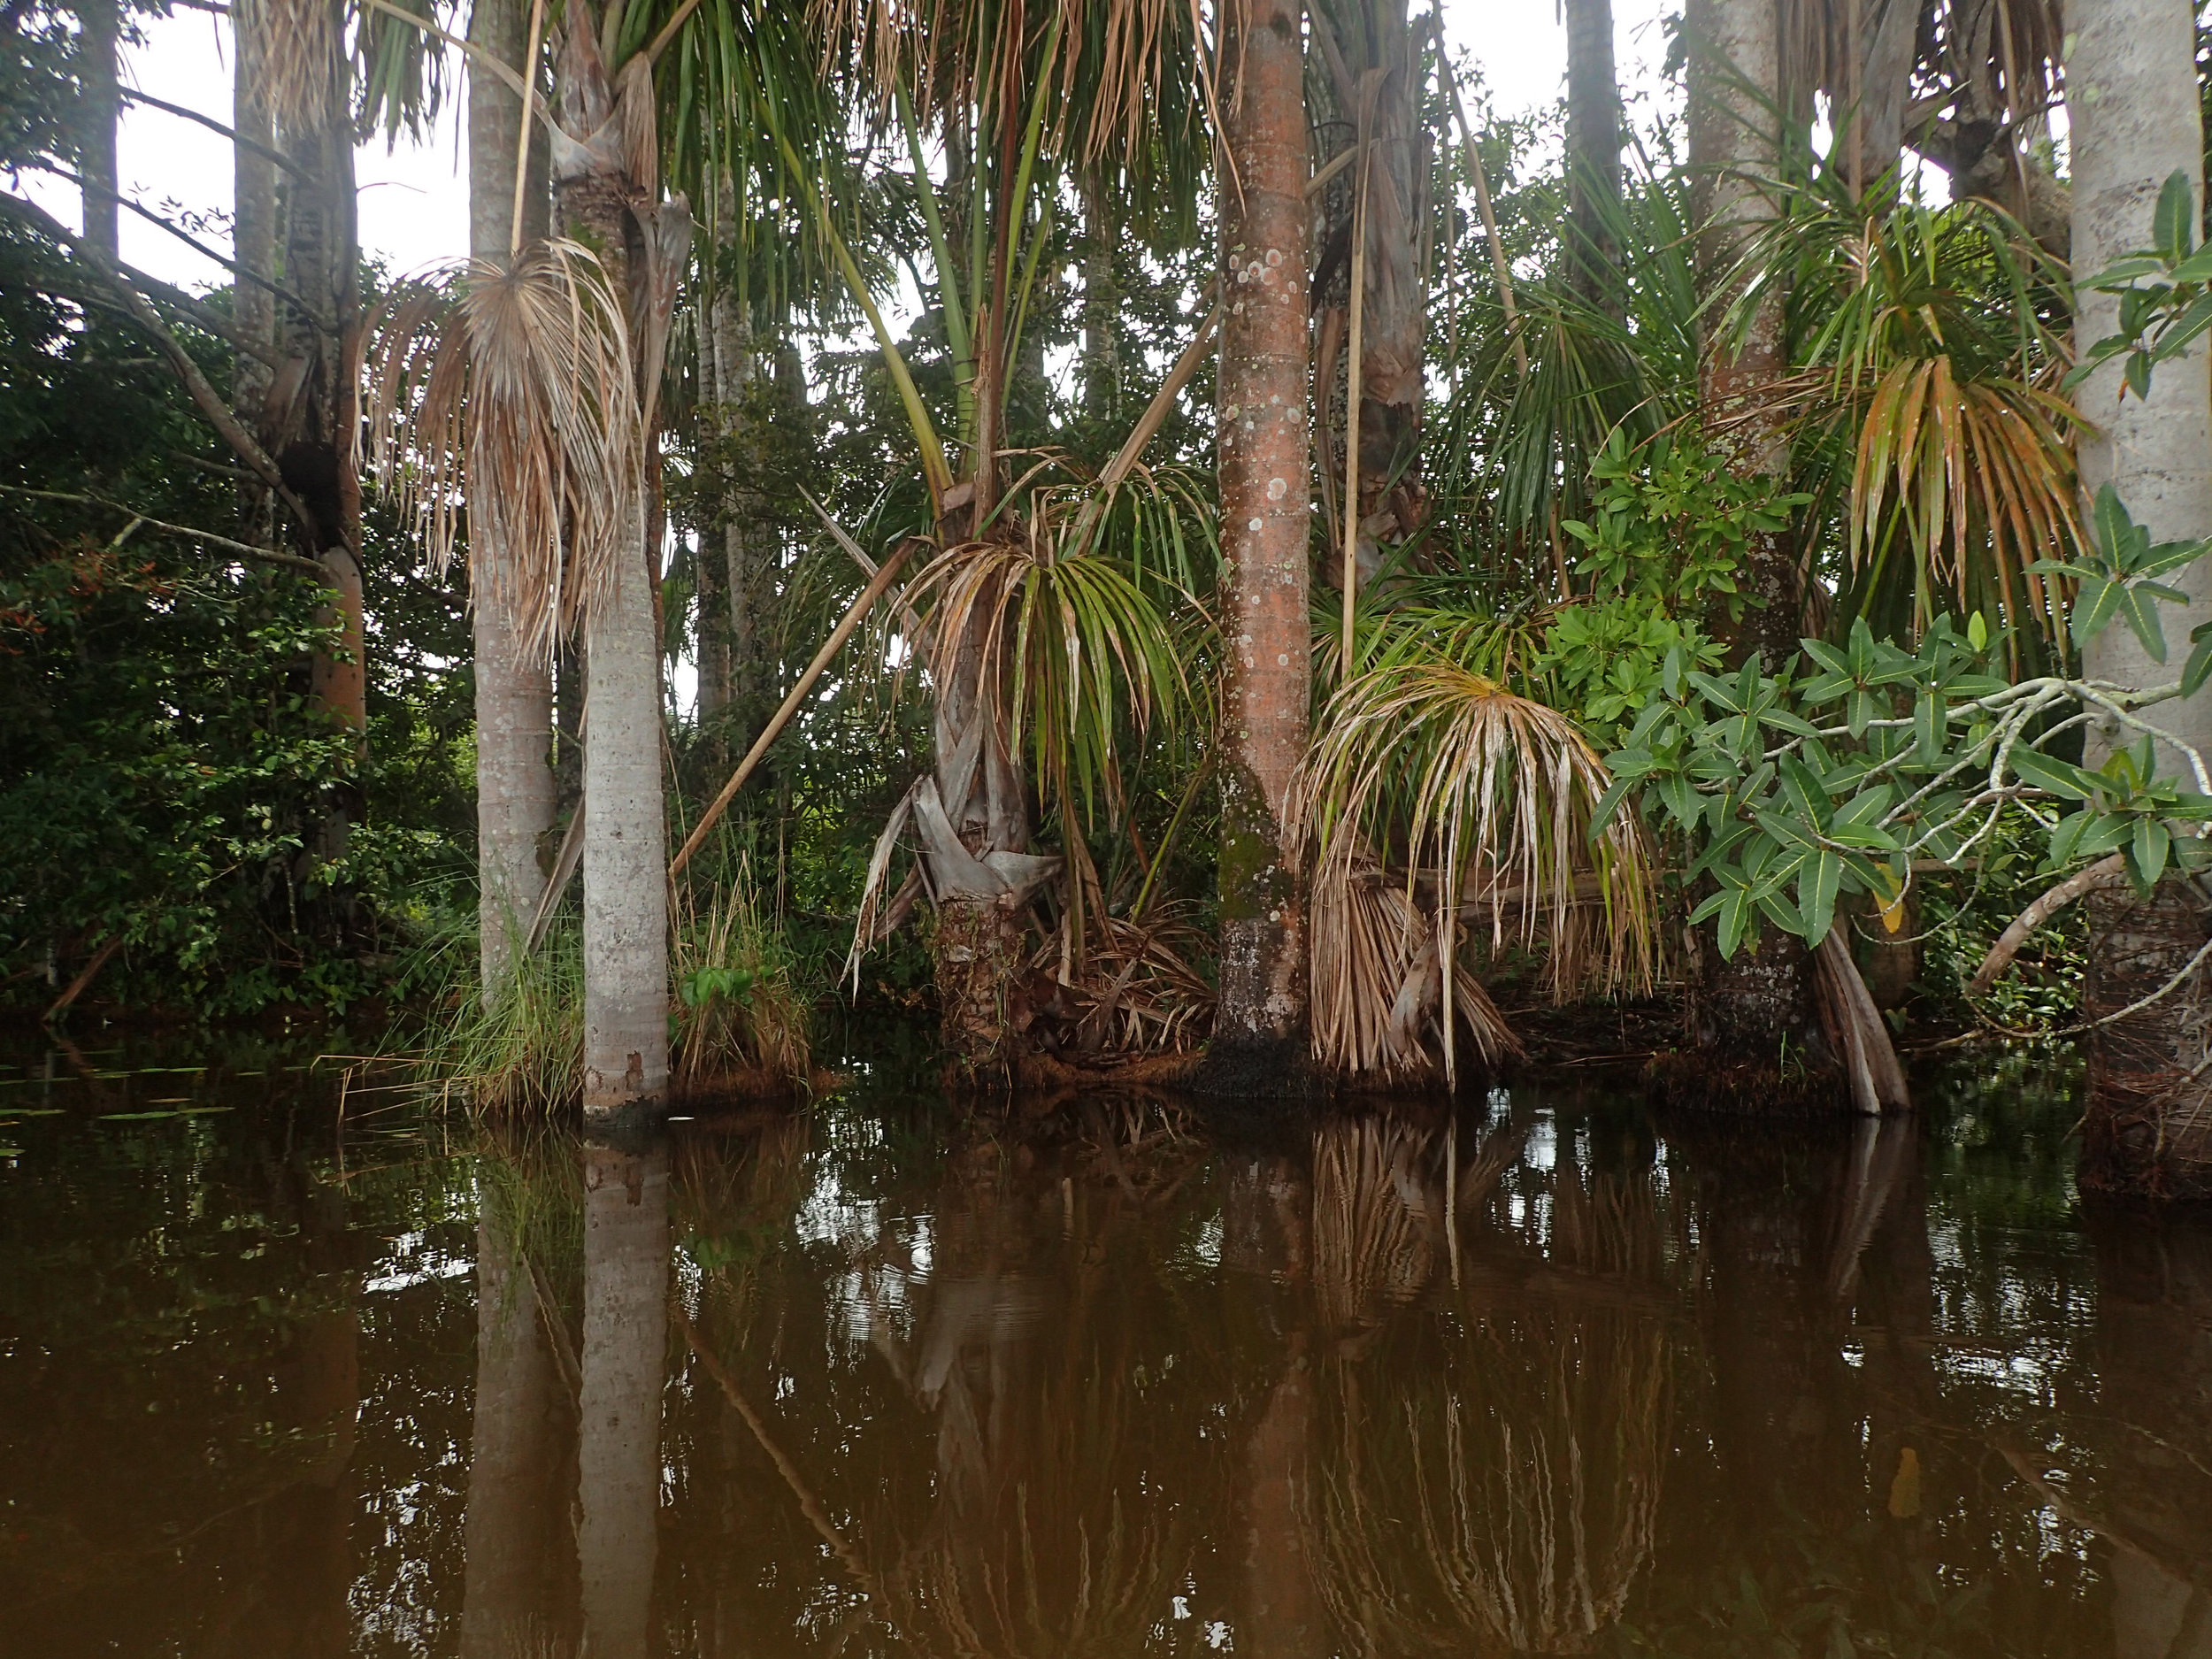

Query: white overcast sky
[24,0,1680,293]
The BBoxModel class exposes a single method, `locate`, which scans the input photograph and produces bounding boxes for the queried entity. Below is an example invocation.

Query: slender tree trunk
[1207,0,1313,1092]
[1079,179,1120,424]
[78,0,119,266]
[232,0,276,439]
[553,12,675,1120]
[468,0,557,991]
[261,3,368,755]
[1686,0,1825,1071]
[460,1196,566,1659]
[703,212,776,768]
[2069,0,2212,1199]
[1564,0,1622,311]
[578,1140,669,1659]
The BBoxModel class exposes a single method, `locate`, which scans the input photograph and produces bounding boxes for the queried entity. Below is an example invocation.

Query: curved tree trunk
[1686,0,1826,1075]
[2070,0,2212,1198]
[467,0,557,992]
[1207,0,1313,1093]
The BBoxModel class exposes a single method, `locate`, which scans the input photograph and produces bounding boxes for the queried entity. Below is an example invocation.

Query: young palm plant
[1740,182,2082,663]
[803,0,1215,1071]
[1290,626,1658,1085]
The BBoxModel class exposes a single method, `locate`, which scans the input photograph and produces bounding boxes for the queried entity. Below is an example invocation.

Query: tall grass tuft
[673,857,815,1094]
[420,916,585,1116]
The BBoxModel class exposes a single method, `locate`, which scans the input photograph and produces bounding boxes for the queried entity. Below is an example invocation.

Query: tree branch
[118,87,312,180]
[0,194,317,533]
[1968,854,2131,996]
[0,485,330,576]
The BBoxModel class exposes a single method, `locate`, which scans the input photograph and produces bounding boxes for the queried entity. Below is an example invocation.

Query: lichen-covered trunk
[2070,0,2212,1199]
[580,495,670,1117]
[1686,0,1824,1072]
[466,0,557,991]
[578,1140,668,1659]
[1078,180,1121,424]
[1564,0,1621,311]
[1210,0,1312,1091]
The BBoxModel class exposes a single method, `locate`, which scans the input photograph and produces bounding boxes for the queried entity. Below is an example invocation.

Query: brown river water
[2,1036,2208,1657]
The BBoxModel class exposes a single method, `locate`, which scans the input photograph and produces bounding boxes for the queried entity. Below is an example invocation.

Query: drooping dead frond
[1292,662,1656,1084]
[808,0,1197,177]
[1309,866,1520,1083]
[363,240,642,661]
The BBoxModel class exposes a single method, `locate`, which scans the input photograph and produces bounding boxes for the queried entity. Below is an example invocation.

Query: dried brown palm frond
[809,0,1197,179]
[1034,902,1216,1057]
[363,241,642,663]
[1309,868,1519,1084]
[262,0,337,139]
[1292,662,1655,1084]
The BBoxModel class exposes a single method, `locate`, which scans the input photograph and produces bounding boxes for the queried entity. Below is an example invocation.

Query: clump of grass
[673,858,815,1094]
[420,916,583,1116]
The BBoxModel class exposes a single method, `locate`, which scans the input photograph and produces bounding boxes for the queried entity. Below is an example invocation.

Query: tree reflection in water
[19,1048,2212,1657]
[1307,1111,1672,1655]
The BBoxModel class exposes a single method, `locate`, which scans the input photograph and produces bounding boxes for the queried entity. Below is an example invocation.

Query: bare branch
[0,194,317,533]
[0,485,330,576]
[1969,854,2131,995]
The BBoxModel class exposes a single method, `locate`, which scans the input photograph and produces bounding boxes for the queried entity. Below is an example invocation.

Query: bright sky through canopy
[43,0,1678,292]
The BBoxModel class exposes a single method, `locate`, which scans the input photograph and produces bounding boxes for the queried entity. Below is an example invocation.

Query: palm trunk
[1078,179,1120,423]
[1319,0,1427,572]
[1564,0,1622,311]
[2069,0,2212,1199]
[232,0,276,439]
[1207,0,1312,1091]
[1686,0,1824,1070]
[79,0,120,266]
[263,4,368,752]
[578,1140,669,1659]
[552,12,680,1120]
[459,1197,565,1659]
[467,0,557,991]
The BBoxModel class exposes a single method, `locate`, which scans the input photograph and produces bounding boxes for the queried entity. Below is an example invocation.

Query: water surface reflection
[2,1055,2208,1655]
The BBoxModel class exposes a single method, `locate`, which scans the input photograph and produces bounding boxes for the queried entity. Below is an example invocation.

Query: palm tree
[816,0,1207,1072]
[2066,0,2212,1196]
[1210,0,1316,1089]
[467,0,557,993]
